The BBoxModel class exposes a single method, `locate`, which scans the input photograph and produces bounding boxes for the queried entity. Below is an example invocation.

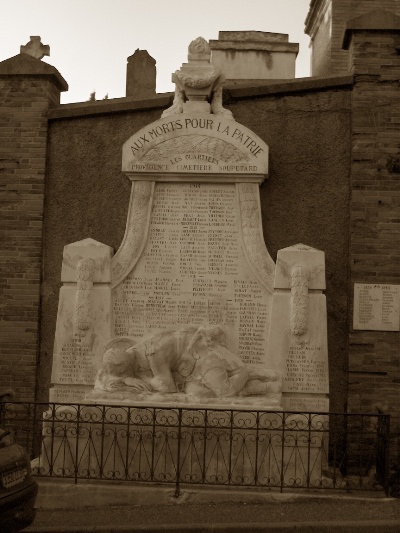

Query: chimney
[126,49,156,98]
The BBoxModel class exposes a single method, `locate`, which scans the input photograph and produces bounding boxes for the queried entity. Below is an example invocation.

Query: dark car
[0,391,38,533]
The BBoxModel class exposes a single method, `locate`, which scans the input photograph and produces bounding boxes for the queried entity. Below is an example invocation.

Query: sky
[1,0,312,104]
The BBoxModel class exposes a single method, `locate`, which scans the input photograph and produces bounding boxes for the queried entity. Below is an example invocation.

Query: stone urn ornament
[162,36,233,117]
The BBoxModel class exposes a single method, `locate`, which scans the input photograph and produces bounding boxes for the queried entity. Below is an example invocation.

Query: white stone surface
[268,292,329,392]
[51,285,113,385]
[61,238,113,283]
[353,283,400,331]
[162,36,233,120]
[50,239,114,402]
[284,295,328,397]
[112,182,274,370]
[274,244,325,290]
[183,101,211,114]
[211,50,297,80]
[49,385,91,403]
[209,31,299,81]
[283,395,330,412]
[122,114,269,179]
[268,245,329,412]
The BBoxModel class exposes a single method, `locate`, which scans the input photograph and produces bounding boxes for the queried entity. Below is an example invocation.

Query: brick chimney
[126,49,156,99]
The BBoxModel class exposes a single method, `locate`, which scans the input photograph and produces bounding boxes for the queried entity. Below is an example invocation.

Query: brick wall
[347,28,400,417]
[0,65,64,401]
[306,0,400,76]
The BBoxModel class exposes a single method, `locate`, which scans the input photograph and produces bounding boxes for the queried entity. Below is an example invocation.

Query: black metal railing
[0,401,391,496]
[377,408,400,497]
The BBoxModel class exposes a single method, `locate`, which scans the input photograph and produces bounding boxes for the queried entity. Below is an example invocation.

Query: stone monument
[45,38,330,486]
[49,36,329,413]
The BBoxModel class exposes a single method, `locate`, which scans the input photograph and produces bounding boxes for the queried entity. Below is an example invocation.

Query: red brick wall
[307,0,400,76]
[0,76,60,401]
[347,30,400,417]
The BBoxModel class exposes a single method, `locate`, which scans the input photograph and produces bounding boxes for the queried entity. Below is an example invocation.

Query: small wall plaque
[353,283,400,331]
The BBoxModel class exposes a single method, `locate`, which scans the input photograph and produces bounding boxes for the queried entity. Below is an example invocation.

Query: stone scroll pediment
[122,114,269,182]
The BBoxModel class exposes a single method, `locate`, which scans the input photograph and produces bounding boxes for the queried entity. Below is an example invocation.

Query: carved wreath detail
[290,265,309,336]
[175,69,220,88]
[74,258,95,335]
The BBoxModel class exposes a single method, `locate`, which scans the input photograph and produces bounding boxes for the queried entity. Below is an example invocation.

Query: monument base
[39,403,328,490]
[85,390,282,410]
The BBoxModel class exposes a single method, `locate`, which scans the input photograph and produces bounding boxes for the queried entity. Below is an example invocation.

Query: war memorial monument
[40,38,330,486]
[1,1,400,497]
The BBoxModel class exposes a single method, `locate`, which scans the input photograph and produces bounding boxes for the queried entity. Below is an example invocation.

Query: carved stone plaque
[49,385,92,403]
[268,246,329,411]
[51,285,112,385]
[122,114,268,180]
[284,396,330,413]
[285,340,329,394]
[112,182,274,369]
[50,240,113,402]
[353,283,400,331]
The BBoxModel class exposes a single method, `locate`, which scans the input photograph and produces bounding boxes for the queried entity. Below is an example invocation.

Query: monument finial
[162,36,233,119]
[20,36,50,60]
[187,36,211,60]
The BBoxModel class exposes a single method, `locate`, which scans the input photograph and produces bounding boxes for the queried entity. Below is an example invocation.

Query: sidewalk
[25,480,400,533]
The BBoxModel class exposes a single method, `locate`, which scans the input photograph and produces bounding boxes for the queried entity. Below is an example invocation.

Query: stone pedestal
[268,244,329,412]
[50,239,113,402]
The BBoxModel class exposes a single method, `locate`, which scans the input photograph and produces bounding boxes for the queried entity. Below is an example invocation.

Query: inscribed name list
[285,343,328,393]
[51,286,111,386]
[353,283,400,331]
[113,183,272,366]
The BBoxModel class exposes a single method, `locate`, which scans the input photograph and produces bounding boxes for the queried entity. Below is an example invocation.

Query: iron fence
[0,401,391,496]
[377,408,400,497]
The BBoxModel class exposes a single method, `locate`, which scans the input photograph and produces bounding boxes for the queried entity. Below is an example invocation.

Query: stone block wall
[0,63,65,401]
[346,27,400,417]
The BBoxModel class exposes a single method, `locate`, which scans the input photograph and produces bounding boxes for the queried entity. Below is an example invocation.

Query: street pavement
[24,481,400,533]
